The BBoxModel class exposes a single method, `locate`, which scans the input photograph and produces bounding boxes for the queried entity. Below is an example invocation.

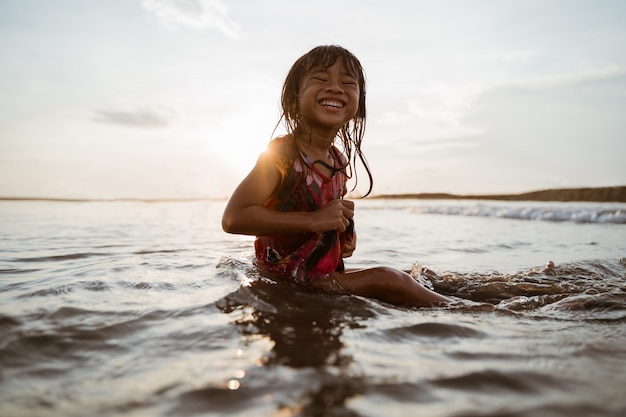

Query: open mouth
[319,99,344,109]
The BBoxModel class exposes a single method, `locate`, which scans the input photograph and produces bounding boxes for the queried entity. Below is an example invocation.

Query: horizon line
[1,185,624,203]
[0,196,224,203]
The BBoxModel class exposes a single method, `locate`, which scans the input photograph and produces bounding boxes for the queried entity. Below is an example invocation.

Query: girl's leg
[333,267,451,307]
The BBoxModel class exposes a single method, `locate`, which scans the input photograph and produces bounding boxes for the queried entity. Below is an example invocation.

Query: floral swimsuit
[254,136,353,283]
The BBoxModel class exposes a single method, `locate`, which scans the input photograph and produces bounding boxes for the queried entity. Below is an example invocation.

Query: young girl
[222,45,450,307]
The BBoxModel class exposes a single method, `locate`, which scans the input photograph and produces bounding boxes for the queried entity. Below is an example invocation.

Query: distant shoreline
[369,186,626,203]
[0,197,215,203]
[1,186,625,203]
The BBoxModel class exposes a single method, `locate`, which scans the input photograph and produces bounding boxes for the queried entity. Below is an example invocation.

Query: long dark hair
[279,45,373,197]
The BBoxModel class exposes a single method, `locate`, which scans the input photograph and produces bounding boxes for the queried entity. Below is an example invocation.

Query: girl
[222,45,450,307]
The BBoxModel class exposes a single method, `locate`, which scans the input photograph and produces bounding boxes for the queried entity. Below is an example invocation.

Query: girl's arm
[222,152,354,236]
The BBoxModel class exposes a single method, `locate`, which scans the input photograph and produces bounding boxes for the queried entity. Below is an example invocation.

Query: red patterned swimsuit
[254,136,353,283]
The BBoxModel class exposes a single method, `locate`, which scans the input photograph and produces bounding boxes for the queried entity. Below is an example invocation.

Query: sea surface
[1,199,625,417]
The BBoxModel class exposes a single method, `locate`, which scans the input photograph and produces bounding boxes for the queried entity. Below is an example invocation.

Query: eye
[312,76,327,82]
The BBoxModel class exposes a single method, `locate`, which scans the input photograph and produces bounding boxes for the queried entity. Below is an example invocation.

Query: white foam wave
[411,204,626,224]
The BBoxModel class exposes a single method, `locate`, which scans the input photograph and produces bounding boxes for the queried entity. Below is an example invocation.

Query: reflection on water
[214,258,375,415]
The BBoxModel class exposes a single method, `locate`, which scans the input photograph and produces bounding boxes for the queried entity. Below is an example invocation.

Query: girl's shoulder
[265,135,297,178]
[267,135,296,156]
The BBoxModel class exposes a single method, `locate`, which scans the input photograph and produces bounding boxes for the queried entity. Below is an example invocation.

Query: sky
[0,0,625,199]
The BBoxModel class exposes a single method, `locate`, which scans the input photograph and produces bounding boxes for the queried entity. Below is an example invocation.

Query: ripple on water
[383,322,486,341]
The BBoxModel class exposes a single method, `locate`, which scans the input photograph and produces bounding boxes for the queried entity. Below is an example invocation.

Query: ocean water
[1,199,625,417]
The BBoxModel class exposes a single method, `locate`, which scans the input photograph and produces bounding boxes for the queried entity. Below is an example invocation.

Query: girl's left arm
[222,152,354,236]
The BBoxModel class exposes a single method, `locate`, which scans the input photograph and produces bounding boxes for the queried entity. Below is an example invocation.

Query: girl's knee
[340,267,407,296]
[373,267,449,306]
[372,267,414,290]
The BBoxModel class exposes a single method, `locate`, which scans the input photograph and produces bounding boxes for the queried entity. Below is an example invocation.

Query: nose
[325,80,344,94]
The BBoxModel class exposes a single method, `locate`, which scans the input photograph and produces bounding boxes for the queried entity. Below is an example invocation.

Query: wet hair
[279,45,373,197]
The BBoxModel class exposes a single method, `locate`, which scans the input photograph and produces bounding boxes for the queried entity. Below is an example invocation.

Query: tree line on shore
[370,186,626,202]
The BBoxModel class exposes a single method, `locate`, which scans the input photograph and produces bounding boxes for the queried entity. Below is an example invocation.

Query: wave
[413,258,626,317]
[13,252,112,263]
[410,203,626,224]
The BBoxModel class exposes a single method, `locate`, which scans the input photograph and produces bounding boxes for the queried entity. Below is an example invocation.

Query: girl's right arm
[221,152,353,236]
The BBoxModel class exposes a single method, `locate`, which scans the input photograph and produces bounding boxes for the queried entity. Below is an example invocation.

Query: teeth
[320,100,343,108]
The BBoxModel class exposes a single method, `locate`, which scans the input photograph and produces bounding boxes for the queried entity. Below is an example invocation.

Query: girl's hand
[341,229,357,258]
[311,199,354,232]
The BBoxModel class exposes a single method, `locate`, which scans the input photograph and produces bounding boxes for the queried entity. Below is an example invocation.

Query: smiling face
[297,60,360,135]
[279,45,372,195]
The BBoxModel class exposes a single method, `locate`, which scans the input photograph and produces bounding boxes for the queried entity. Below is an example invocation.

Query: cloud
[372,83,485,141]
[367,65,626,194]
[484,49,535,64]
[371,65,626,146]
[454,66,626,185]
[139,0,240,38]
[509,65,626,91]
[93,106,176,128]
